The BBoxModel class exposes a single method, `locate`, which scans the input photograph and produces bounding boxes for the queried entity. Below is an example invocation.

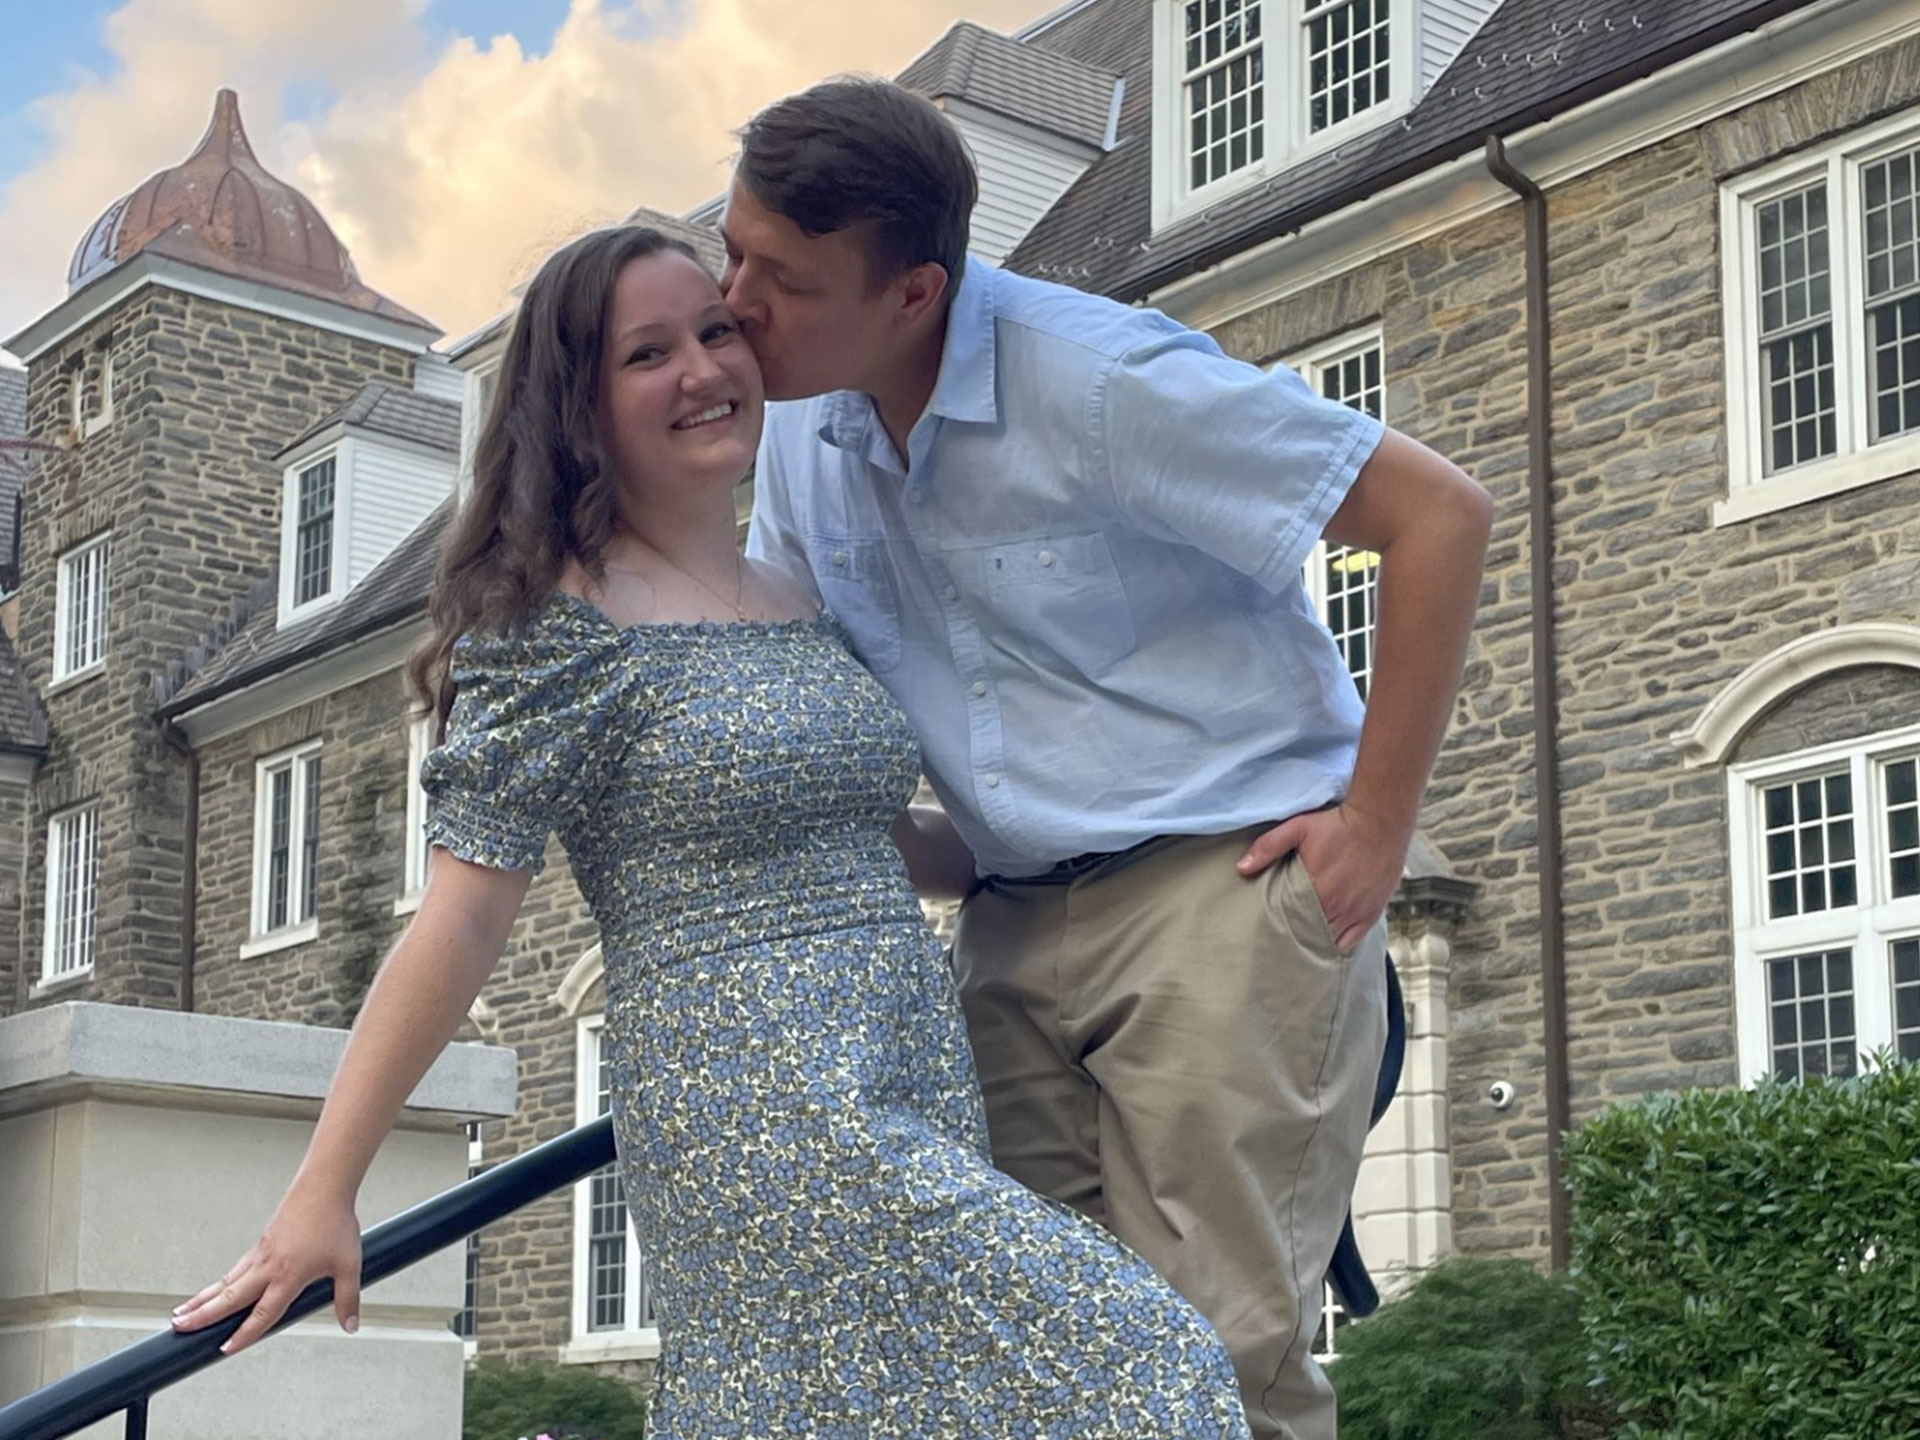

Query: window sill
[240,918,319,959]
[393,890,423,918]
[30,967,93,1000]
[47,663,106,696]
[1714,442,1920,526]
[557,1333,660,1366]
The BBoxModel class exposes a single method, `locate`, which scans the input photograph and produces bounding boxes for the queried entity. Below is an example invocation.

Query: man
[728,79,1491,1440]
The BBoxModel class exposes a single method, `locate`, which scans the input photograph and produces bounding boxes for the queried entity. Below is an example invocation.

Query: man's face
[720,178,903,401]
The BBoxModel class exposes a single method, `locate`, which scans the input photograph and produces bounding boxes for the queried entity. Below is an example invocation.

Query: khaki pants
[951,827,1387,1440]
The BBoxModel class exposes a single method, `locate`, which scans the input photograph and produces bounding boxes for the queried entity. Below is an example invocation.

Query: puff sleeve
[420,622,623,875]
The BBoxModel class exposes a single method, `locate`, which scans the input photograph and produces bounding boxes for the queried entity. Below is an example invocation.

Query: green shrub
[463,1359,647,1440]
[1329,1257,1613,1440]
[1567,1059,1920,1440]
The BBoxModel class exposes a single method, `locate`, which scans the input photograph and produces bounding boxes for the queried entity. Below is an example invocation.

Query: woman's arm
[889,798,979,903]
[171,850,531,1354]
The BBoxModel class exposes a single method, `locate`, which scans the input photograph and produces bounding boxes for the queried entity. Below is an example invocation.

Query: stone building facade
[3,0,1916,1403]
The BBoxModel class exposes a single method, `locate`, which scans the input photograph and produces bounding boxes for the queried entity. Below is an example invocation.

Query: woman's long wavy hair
[407,226,700,726]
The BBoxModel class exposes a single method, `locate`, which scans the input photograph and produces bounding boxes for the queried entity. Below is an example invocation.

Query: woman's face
[595,249,765,503]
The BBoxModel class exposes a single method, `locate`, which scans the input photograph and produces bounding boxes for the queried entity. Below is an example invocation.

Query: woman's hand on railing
[168,1186,364,1355]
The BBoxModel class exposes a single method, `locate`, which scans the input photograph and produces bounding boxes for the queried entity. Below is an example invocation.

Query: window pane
[1307,0,1389,135]
[1761,771,1855,919]
[1756,183,1836,475]
[300,756,321,924]
[268,766,292,931]
[1895,938,1920,1063]
[295,458,336,606]
[1867,296,1920,444]
[1769,948,1857,1081]
[1889,758,1920,899]
[1862,147,1920,303]
[1184,0,1264,189]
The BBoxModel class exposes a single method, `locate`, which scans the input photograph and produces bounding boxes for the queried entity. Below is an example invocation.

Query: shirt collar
[812,255,998,452]
[924,257,998,426]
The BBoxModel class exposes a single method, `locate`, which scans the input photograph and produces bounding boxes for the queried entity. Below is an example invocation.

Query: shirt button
[943,584,958,601]
[831,552,848,567]
[1038,549,1055,567]
[985,773,1001,789]
[908,489,925,505]
[972,681,987,697]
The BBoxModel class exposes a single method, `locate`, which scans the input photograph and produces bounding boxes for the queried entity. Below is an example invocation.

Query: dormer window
[1305,0,1392,135]
[1183,0,1267,191]
[280,448,344,620]
[1154,0,1413,229]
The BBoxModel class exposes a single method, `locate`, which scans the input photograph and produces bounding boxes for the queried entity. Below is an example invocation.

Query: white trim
[5,250,437,363]
[1727,722,1920,1083]
[459,360,502,498]
[1671,623,1920,768]
[553,944,605,1017]
[1715,109,1920,524]
[280,443,350,625]
[402,713,433,905]
[1151,0,1417,233]
[41,800,99,985]
[53,533,110,683]
[1149,0,1917,330]
[249,739,323,945]
[1285,327,1384,696]
[169,617,423,747]
[238,916,319,960]
[571,1015,659,1352]
[80,353,114,439]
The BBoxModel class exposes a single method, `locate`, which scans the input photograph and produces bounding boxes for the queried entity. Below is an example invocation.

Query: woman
[174,226,1249,1438]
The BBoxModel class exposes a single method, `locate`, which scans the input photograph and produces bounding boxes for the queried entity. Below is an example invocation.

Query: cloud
[1,0,1066,346]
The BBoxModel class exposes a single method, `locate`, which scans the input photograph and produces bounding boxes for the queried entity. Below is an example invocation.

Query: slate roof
[1010,0,1830,299]
[0,627,48,754]
[275,382,461,462]
[158,500,448,716]
[0,367,28,555]
[900,20,1121,150]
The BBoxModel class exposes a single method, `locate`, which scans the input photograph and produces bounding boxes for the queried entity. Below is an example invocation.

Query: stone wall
[7,287,414,1014]
[1205,59,1920,1262]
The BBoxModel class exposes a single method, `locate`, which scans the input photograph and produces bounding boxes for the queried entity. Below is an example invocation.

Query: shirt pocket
[808,534,903,673]
[979,532,1137,678]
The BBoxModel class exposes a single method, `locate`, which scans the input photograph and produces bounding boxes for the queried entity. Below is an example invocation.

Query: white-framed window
[293,455,337,607]
[248,740,322,952]
[1290,329,1382,699]
[1718,113,1920,525]
[81,351,114,439]
[1729,724,1920,1083]
[398,714,434,912]
[53,533,110,683]
[42,801,99,984]
[571,1018,660,1356]
[459,360,502,495]
[1310,1281,1351,1362]
[1153,0,1411,228]
[451,1122,484,1348]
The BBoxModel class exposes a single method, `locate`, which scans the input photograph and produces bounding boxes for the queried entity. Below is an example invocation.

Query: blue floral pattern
[422,592,1249,1438]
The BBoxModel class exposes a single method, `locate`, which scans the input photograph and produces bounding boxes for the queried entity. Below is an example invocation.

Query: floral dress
[422,592,1249,1439]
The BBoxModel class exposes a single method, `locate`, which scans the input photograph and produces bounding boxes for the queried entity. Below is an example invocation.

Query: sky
[0,0,1069,358]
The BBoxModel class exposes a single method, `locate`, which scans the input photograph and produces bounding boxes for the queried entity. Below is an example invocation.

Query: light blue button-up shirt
[746,259,1381,879]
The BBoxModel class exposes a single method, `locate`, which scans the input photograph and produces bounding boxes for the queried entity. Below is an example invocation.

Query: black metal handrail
[0,1115,616,1440]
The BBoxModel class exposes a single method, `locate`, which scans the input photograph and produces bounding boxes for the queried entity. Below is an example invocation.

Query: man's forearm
[1338,469,1491,843]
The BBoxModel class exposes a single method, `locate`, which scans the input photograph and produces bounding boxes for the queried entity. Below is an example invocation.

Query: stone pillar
[0,1002,516,1440]
[1350,843,1477,1301]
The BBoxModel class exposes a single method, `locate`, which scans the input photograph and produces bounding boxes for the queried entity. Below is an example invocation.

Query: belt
[1003,834,1171,886]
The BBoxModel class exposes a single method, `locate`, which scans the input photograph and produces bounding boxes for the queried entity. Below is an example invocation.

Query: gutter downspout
[1484,133,1572,1270]
[159,721,199,1014]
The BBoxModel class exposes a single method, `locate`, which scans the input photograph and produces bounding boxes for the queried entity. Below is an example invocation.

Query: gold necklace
[611,540,748,622]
